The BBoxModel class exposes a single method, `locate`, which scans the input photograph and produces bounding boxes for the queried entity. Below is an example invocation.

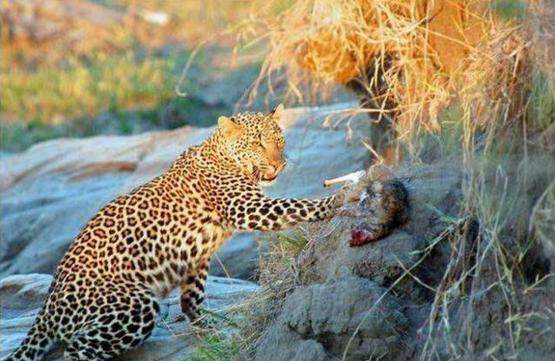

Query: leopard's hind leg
[63,284,159,361]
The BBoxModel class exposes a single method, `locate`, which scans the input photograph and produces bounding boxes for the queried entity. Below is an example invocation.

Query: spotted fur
[6,105,354,361]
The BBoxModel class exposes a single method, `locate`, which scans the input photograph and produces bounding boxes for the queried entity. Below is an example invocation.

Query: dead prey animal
[324,164,409,247]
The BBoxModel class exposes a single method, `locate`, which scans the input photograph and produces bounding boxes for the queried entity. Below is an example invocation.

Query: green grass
[275,231,309,254]
[492,0,528,20]
[0,44,247,152]
[185,334,245,361]
[529,70,555,131]
[198,308,239,328]
[0,94,224,152]
[0,51,186,124]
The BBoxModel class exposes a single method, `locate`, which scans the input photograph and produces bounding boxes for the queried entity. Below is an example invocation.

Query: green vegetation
[529,70,555,130]
[185,334,244,361]
[1,51,183,124]
[274,231,309,255]
[493,0,528,20]
[0,94,221,151]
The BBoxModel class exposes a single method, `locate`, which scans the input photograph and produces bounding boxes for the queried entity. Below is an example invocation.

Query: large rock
[0,102,368,280]
[254,277,409,361]
[0,273,257,360]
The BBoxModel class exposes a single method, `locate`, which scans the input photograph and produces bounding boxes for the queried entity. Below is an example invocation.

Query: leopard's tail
[4,311,54,361]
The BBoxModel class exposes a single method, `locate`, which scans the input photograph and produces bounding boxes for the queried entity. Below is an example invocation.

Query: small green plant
[275,231,309,255]
[529,70,555,131]
[198,308,239,328]
[185,333,245,361]
[492,0,528,20]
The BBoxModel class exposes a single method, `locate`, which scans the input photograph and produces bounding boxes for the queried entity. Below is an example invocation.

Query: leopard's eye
[252,135,265,148]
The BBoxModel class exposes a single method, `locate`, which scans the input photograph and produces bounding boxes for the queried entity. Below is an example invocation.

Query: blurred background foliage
[0,0,286,151]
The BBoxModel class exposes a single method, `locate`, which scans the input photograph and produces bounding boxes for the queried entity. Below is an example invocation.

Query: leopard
[5,104,372,361]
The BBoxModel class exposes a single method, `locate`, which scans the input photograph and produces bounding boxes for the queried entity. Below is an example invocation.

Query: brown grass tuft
[243,0,520,142]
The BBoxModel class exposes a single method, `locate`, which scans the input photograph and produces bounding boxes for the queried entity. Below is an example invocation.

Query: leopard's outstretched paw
[336,203,362,218]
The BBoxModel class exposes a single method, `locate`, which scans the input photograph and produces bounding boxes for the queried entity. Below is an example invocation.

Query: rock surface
[254,277,409,361]
[0,102,368,280]
[0,273,257,360]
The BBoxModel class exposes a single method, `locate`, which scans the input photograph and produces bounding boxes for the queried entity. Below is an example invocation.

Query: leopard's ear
[271,104,285,123]
[218,116,243,139]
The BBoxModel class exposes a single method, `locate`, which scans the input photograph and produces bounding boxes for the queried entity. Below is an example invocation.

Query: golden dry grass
[241,0,554,150]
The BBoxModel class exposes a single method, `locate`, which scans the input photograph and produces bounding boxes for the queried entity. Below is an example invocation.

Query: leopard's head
[217,105,287,186]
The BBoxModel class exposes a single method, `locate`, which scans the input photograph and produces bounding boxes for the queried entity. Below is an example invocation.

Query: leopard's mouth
[260,172,280,187]
[259,161,286,185]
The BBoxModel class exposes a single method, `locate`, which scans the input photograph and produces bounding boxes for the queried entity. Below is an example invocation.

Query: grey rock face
[0,273,257,361]
[254,277,408,361]
[0,274,53,320]
[0,102,368,280]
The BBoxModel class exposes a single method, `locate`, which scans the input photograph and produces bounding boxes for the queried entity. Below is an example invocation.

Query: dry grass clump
[245,0,509,142]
